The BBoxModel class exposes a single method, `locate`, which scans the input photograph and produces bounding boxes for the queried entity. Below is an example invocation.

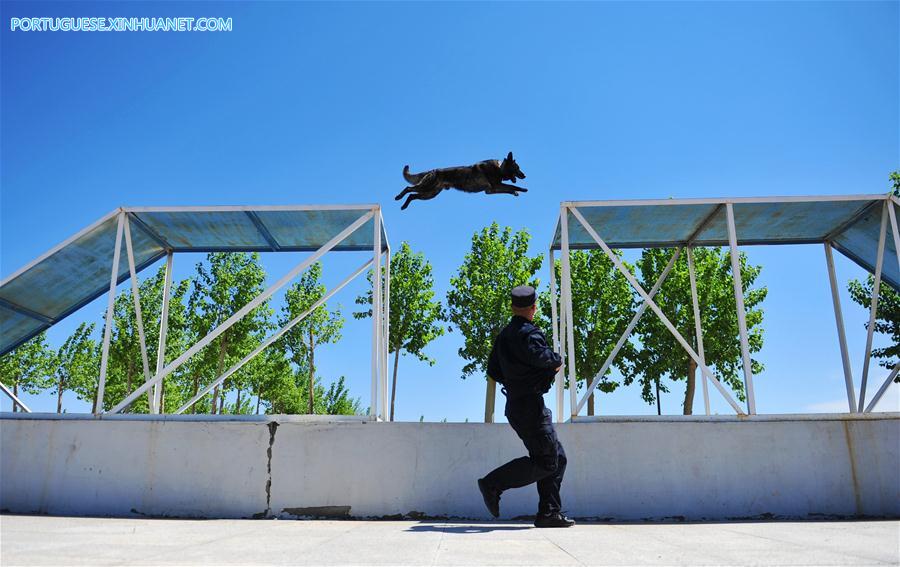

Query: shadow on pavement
[406,523,532,533]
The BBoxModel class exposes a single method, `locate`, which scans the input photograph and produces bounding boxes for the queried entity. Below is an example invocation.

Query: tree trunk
[235,387,242,415]
[12,381,18,413]
[219,392,225,414]
[211,337,228,414]
[308,330,315,415]
[655,378,661,416]
[126,363,134,414]
[683,358,697,415]
[588,391,595,416]
[255,394,261,415]
[57,376,65,413]
[92,383,99,414]
[389,348,400,422]
[484,377,496,423]
[191,375,200,414]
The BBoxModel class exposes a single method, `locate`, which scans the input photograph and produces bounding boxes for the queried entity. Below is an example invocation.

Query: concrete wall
[1,413,897,520]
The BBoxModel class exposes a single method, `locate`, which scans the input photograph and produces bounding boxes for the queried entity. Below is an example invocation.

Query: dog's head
[500,151,526,183]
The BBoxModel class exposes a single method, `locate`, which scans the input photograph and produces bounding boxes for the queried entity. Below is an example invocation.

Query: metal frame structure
[549,195,900,422]
[1,205,391,419]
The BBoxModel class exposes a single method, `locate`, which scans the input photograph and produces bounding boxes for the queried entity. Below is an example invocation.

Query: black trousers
[482,396,567,515]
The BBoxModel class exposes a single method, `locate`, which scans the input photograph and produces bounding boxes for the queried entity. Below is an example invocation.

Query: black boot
[477,478,501,518]
[534,512,575,528]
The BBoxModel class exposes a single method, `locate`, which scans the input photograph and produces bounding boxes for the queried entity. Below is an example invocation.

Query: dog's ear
[507,152,514,161]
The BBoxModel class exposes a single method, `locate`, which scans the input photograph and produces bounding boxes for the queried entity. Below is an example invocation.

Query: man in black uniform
[477,285,575,528]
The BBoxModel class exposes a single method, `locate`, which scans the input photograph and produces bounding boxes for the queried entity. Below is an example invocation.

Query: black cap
[511,285,536,307]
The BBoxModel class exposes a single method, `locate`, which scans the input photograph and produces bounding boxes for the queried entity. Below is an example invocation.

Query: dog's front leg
[498,182,527,192]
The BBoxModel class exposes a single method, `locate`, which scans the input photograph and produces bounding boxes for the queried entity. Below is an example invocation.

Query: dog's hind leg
[395,186,415,201]
[401,191,440,210]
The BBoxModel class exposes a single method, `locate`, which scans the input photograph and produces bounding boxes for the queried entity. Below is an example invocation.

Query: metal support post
[371,208,382,420]
[97,212,125,414]
[725,203,756,414]
[559,206,578,420]
[548,249,564,422]
[109,210,375,414]
[381,241,390,421]
[824,242,857,413]
[154,251,174,413]
[687,248,710,416]
[123,216,154,413]
[570,207,745,415]
[858,203,888,412]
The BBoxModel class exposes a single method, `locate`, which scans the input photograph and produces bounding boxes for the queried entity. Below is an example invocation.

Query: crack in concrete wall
[253,421,279,519]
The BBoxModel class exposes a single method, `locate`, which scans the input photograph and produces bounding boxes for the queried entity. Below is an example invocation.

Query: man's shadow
[406,522,532,533]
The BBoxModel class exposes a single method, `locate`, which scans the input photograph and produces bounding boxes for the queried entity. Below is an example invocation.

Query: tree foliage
[0,333,55,411]
[539,250,637,400]
[354,241,446,420]
[187,253,271,414]
[51,323,98,413]
[447,223,544,380]
[632,247,767,414]
[280,262,344,414]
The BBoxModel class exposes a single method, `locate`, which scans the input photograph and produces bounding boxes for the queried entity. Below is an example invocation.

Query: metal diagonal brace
[824,242,856,413]
[123,216,155,413]
[575,247,682,416]
[858,202,888,412]
[864,362,900,413]
[176,257,374,414]
[569,207,745,415]
[108,210,375,414]
[1,381,31,412]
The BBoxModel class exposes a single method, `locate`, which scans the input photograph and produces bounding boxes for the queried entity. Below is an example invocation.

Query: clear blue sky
[2,1,898,420]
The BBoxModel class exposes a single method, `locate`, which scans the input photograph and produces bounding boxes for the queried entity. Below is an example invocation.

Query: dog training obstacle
[0,205,391,418]
[549,194,900,420]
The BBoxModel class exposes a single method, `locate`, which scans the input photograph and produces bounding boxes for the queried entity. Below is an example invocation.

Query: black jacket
[487,316,562,399]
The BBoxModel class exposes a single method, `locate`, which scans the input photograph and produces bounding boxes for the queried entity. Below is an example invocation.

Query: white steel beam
[824,242,857,413]
[175,257,374,415]
[108,210,375,414]
[1,381,32,413]
[371,208,382,420]
[858,203,888,413]
[548,249,564,422]
[570,207,746,415]
[574,247,682,416]
[123,216,154,413]
[864,362,900,413]
[687,247,711,416]
[726,203,756,414]
[381,235,390,420]
[559,206,578,420]
[154,251,174,413]
[96,213,125,414]
[888,200,900,272]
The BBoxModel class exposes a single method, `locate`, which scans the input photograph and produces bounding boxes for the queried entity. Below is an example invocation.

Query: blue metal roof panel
[0,206,380,356]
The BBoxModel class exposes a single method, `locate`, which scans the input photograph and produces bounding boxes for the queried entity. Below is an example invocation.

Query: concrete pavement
[1,515,897,566]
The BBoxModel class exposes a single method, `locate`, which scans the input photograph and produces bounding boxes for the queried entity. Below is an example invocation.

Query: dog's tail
[403,165,425,185]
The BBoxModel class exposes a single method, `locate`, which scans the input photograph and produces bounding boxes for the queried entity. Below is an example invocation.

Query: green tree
[633,247,767,414]
[0,333,55,411]
[539,249,637,415]
[100,265,192,413]
[354,242,446,421]
[280,262,344,414]
[51,323,98,413]
[447,223,544,422]
[187,253,271,414]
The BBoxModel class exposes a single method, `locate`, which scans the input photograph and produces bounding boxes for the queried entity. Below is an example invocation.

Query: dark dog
[395,152,527,210]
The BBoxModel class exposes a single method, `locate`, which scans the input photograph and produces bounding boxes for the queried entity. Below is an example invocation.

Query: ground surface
[1,515,898,566]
